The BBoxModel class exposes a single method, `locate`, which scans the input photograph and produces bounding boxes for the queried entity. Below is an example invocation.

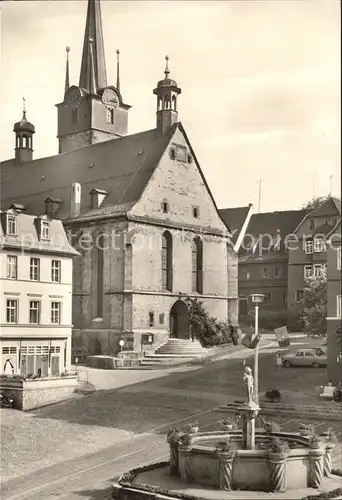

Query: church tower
[153,56,181,134]
[56,0,131,154]
[13,99,35,164]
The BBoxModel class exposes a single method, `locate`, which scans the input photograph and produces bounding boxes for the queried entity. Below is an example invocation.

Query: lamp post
[250,294,265,406]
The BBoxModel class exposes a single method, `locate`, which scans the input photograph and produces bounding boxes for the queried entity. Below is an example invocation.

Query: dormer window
[41,220,50,240]
[10,203,26,213]
[305,239,313,254]
[192,206,199,219]
[314,237,326,253]
[45,197,62,216]
[6,214,17,235]
[106,107,115,124]
[90,188,108,209]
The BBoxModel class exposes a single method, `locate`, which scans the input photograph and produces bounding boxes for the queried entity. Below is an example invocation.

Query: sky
[1,0,340,212]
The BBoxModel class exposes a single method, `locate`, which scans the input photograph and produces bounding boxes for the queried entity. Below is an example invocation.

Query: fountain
[112,366,340,499]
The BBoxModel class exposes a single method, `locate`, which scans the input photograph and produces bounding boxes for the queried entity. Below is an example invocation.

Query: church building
[1,0,238,355]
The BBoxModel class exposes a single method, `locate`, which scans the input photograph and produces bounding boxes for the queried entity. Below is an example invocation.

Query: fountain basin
[173,431,326,492]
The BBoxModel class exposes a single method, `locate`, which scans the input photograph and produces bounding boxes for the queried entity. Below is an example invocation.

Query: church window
[106,107,114,124]
[162,201,169,214]
[192,237,203,293]
[95,234,104,318]
[149,312,154,327]
[161,231,173,292]
[192,206,199,219]
[72,107,79,124]
[176,145,187,162]
[170,144,188,163]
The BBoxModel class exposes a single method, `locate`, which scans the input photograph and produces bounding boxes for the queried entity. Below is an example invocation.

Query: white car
[282,348,327,368]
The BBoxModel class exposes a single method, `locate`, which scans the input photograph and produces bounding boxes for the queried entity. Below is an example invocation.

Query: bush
[186,297,234,347]
[302,273,327,336]
[264,389,281,402]
[299,488,342,499]
[287,312,305,332]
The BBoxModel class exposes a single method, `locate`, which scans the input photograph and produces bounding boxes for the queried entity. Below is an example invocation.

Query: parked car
[282,348,327,368]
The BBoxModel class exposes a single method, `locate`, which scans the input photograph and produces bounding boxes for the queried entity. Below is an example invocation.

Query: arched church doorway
[169,300,190,339]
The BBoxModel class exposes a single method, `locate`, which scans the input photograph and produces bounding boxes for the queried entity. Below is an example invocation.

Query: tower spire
[65,46,70,96]
[79,0,107,92]
[116,49,120,92]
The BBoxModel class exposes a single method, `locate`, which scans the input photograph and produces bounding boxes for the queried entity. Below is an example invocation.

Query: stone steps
[218,401,342,421]
[141,338,209,366]
[155,339,207,356]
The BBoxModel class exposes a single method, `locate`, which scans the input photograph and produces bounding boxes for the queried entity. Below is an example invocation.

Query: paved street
[1,335,341,500]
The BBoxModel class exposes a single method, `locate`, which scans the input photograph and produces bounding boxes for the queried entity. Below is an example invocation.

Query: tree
[302,196,330,211]
[186,297,233,347]
[302,271,327,335]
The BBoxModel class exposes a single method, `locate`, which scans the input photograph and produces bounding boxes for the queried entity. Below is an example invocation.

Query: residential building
[220,208,307,325]
[326,221,342,382]
[287,197,341,327]
[0,0,238,356]
[0,208,78,376]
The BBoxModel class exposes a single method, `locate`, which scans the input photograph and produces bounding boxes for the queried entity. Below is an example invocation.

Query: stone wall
[0,376,78,410]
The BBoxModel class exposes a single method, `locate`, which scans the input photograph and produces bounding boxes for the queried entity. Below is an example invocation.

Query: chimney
[70,182,81,217]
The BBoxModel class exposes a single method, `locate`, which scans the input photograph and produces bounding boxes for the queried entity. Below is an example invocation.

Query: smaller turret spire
[22,97,26,119]
[64,46,70,96]
[164,55,170,78]
[116,49,120,92]
[153,55,181,134]
[14,98,35,164]
[88,38,97,95]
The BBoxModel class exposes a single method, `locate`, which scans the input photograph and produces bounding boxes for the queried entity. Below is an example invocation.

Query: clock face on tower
[65,86,82,106]
[102,88,119,107]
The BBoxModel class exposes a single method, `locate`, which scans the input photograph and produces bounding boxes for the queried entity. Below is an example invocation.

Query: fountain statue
[113,360,333,498]
[243,366,256,407]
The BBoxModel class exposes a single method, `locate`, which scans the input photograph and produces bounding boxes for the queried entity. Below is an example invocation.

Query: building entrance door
[169,300,190,339]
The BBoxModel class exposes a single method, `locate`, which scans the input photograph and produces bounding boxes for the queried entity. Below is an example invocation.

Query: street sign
[274,326,290,347]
